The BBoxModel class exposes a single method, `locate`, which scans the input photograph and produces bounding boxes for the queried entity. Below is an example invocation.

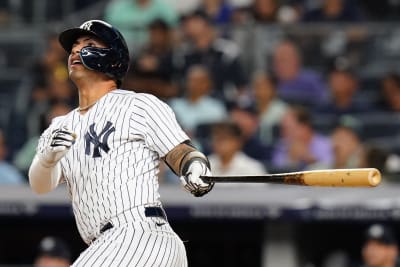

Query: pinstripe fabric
[41,90,189,264]
[72,218,188,267]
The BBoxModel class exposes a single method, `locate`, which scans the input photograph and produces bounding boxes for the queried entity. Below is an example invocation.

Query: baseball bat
[200,168,381,187]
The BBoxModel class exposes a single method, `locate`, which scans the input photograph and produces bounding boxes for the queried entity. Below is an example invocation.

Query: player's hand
[180,160,214,197]
[37,127,76,167]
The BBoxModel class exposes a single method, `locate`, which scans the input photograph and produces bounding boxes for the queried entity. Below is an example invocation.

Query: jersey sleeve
[131,94,189,157]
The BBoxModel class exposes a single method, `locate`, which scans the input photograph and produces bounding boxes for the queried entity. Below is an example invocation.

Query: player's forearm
[28,155,62,194]
[164,143,209,176]
[165,143,196,175]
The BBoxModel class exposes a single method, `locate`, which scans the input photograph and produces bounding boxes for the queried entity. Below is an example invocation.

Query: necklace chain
[78,101,97,112]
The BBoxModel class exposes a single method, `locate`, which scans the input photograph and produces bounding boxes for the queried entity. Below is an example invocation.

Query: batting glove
[37,127,76,167]
[180,160,214,197]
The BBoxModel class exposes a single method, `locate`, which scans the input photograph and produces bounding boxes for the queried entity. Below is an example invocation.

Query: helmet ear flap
[79,46,124,79]
[80,47,112,69]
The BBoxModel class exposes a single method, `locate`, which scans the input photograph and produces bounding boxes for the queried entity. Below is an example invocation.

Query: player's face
[252,74,275,102]
[68,35,107,79]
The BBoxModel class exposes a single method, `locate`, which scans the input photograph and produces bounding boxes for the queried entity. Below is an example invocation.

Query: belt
[99,207,167,234]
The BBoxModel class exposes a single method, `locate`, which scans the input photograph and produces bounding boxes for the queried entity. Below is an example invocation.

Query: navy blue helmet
[59,20,130,87]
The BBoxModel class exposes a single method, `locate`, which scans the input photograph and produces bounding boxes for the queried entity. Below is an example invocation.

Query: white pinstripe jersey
[41,90,188,244]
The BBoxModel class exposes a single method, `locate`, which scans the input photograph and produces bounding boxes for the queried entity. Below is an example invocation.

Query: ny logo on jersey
[85,121,115,158]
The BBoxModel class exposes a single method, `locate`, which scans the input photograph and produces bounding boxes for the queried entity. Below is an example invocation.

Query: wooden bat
[200,168,381,187]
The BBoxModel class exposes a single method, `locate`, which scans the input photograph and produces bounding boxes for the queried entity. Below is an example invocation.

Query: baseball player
[28,20,214,266]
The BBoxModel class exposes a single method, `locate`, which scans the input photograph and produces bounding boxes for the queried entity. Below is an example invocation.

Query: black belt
[99,207,167,234]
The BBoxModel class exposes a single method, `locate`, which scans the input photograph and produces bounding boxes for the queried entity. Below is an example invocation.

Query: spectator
[231,0,293,25]
[0,1,10,25]
[303,0,363,22]
[14,101,72,176]
[196,0,233,25]
[31,33,68,88]
[379,73,400,112]
[18,32,75,162]
[359,146,389,174]
[125,19,179,99]
[252,72,288,146]
[179,11,247,104]
[34,236,71,267]
[316,66,367,116]
[170,65,227,135]
[331,116,364,169]
[208,121,266,176]
[272,106,333,171]
[104,0,179,54]
[0,129,25,184]
[361,224,400,267]
[272,40,328,107]
[251,0,279,23]
[27,33,71,139]
[230,102,272,163]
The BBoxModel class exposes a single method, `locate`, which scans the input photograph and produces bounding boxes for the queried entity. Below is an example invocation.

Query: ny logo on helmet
[81,21,93,31]
[84,121,115,158]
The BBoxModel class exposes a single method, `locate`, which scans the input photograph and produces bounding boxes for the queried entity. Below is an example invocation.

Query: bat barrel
[301,168,381,187]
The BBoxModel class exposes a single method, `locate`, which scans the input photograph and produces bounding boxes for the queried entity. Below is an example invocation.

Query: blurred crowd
[320,224,400,267]
[1,0,400,185]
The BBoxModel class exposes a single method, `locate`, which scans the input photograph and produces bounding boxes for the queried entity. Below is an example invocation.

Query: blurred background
[1,0,400,266]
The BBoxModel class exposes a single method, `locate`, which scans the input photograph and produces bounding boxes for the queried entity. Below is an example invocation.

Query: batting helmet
[58,20,130,87]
